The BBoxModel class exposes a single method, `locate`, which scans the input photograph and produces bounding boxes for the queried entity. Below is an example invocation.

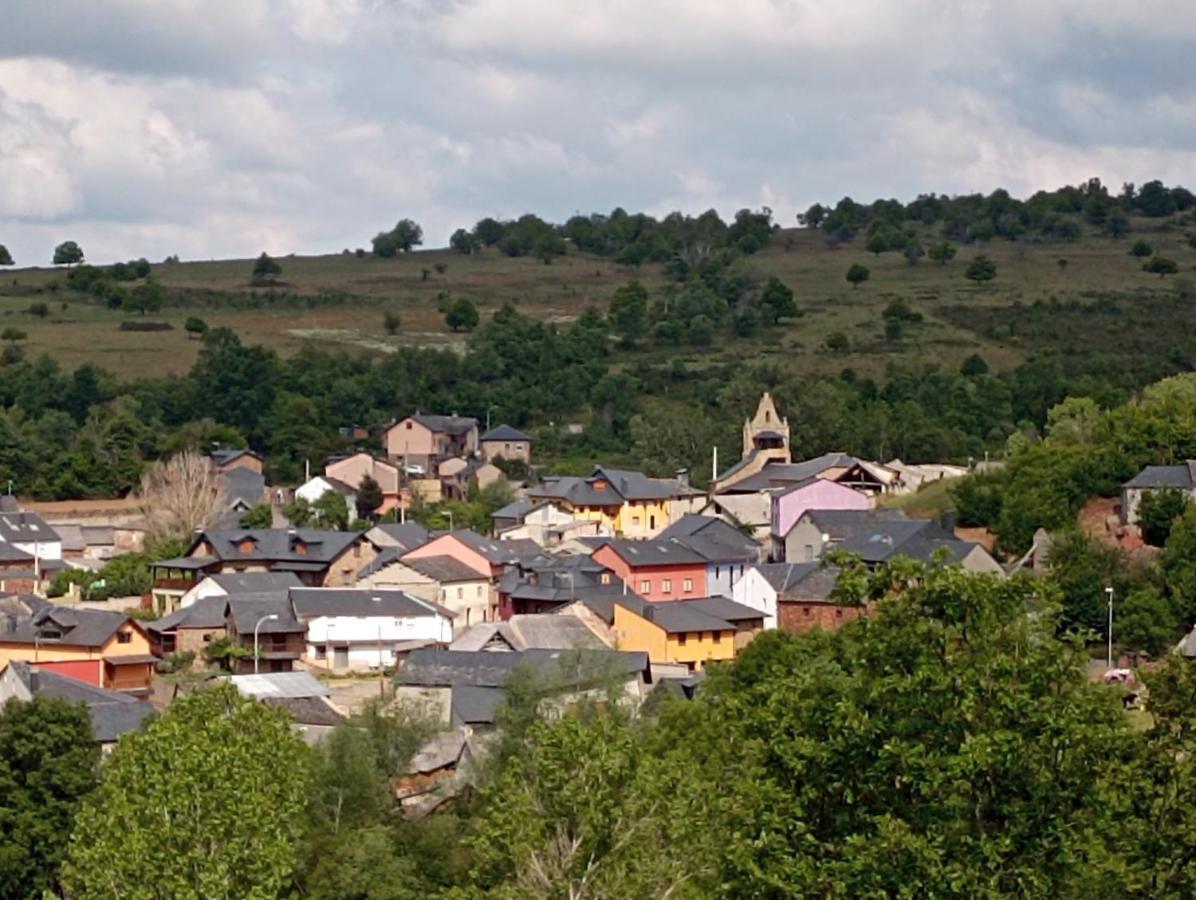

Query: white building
[290,588,454,672]
[179,571,303,609]
[294,476,357,515]
[0,507,63,561]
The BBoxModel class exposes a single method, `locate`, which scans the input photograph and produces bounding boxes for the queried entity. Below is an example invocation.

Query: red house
[591,539,708,602]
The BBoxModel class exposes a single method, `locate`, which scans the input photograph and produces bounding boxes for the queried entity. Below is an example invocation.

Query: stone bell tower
[742,392,790,463]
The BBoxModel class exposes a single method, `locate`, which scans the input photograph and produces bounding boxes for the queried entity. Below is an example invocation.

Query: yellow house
[612,596,762,672]
[0,603,155,695]
[528,466,702,539]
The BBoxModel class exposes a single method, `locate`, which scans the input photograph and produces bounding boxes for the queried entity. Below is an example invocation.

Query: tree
[0,697,99,899]
[825,330,849,352]
[904,241,925,265]
[845,263,870,289]
[53,241,84,266]
[0,245,13,266]
[251,251,281,284]
[314,490,350,530]
[445,297,479,332]
[184,316,208,339]
[608,280,648,347]
[1144,255,1179,278]
[383,310,401,335]
[928,241,957,265]
[284,496,313,527]
[239,503,273,528]
[964,254,997,285]
[960,352,989,376]
[1129,239,1153,258]
[1115,586,1178,656]
[391,219,423,252]
[0,327,26,343]
[449,228,479,254]
[474,217,505,246]
[797,203,826,228]
[27,301,48,318]
[371,232,398,257]
[135,449,225,545]
[355,475,384,520]
[1103,208,1130,238]
[128,278,164,315]
[61,683,309,899]
[758,276,798,324]
[1139,488,1190,546]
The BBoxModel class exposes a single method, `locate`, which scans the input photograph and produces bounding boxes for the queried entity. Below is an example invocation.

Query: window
[314,644,327,660]
[715,566,721,579]
[683,578,693,593]
[648,515,656,530]
[632,515,641,526]
[804,545,815,562]
[640,579,651,594]
[477,585,484,598]
[406,422,413,430]
[456,587,463,600]
[713,631,721,644]
[662,578,672,593]
[117,631,131,644]
[804,607,812,618]
[203,633,213,643]
[601,573,611,585]
[835,609,844,619]
[678,633,687,646]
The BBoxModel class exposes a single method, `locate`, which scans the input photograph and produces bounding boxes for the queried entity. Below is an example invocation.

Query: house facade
[325,453,403,514]
[612,597,745,671]
[527,466,703,539]
[591,540,708,602]
[357,554,491,627]
[733,562,857,634]
[1120,462,1196,525]
[479,425,532,463]
[771,478,872,560]
[384,413,479,472]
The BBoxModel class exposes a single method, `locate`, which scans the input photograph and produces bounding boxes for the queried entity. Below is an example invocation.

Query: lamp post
[1106,586,1115,670]
[372,596,385,698]
[253,613,279,675]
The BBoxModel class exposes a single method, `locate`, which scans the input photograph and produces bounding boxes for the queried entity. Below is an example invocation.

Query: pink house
[770,478,871,561]
[591,541,708,602]
[402,530,541,621]
[325,453,402,514]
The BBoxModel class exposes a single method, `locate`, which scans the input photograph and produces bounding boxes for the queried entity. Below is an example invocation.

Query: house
[449,614,608,652]
[385,413,480,472]
[357,554,491,627]
[0,602,154,696]
[884,459,968,495]
[217,466,268,527]
[770,478,873,560]
[294,475,357,514]
[0,542,64,594]
[396,729,478,816]
[178,571,303,609]
[438,457,504,501]
[145,596,228,660]
[325,453,403,515]
[784,508,914,563]
[658,514,762,597]
[492,499,597,544]
[393,647,652,727]
[834,517,1002,574]
[717,452,896,499]
[401,530,543,619]
[365,521,431,554]
[479,424,533,463]
[292,587,453,672]
[208,448,263,475]
[227,671,346,744]
[0,503,63,560]
[151,527,378,613]
[732,562,857,633]
[712,392,792,492]
[527,466,704,539]
[611,595,761,671]
[0,660,154,749]
[497,555,626,619]
[592,539,709,602]
[1121,462,1196,525]
[224,592,306,674]
[702,494,773,544]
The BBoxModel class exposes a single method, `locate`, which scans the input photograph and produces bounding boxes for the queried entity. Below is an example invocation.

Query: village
[4,390,1177,813]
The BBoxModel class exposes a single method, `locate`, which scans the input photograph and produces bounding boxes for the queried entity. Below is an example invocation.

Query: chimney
[939,511,957,535]
[675,469,689,489]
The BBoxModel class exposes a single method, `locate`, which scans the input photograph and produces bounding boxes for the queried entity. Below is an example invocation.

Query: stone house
[384,413,479,473]
[479,425,533,463]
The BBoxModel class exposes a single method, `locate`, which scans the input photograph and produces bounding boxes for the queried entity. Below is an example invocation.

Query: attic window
[294,541,308,555]
[594,481,606,491]
[39,627,63,640]
[239,539,255,553]
[117,631,132,644]
[406,422,413,430]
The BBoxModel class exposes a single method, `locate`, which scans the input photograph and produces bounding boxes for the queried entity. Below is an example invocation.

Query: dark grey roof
[262,695,345,726]
[153,555,219,570]
[677,597,766,623]
[400,555,485,584]
[528,465,694,507]
[1124,463,1196,490]
[491,499,534,521]
[714,448,763,485]
[290,587,450,619]
[209,448,260,466]
[834,519,977,565]
[658,516,759,563]
[357,546,400,579]
[0,543,34,562]
[0,510,60,544]
[449,531,542,565]
[207,572,302,594]
[481,424,532,442]
[7,661,153,743]
[188,528,362,567]
[225,593,301,634]
[756,562,840,601]
[408,413,478,436]
[371,522,430,552]
[598,539,708,567]
[655,670,706,700]
[615,596,736,634]
[396,647,649,689]
[797,508,910,542]
[146,596,228,633]
[720,453,860,493]
[451,684,504,725]
[0,605,134,648]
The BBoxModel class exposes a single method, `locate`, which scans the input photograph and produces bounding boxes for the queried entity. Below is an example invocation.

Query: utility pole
[1106,586,1115,669]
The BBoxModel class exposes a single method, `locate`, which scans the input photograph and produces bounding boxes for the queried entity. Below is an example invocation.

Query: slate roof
[399,555,486,584]
[451,684,505,725]
[209,448,260,467]
[0,510,60,544]
[492,499,534,522]
[1124,463,1196,490]
[408,413,478,436]
[481,424,532,442]
[676,597,767,623]
[290,588,451,620]
[262,695,346,726]
[396,647,650,689]
[450,614,604,652]
[597,539,708,568]
[448,531,543,565]
[187,528,362,566]
[6,661,153,743]
[834,519,978,565]
[720,453,861,493]
[370,522,431,552]
[797,508,910,542]
[357,546,400,579]
[0,543,34,563]
[225,593,301,634]
[658,515,759,563]
[229,671,330,698]
[755,562,841,601]
[222,467,266,504]
[529,465,695,507]
[616,596,736,634]
[146,596,228,633]
[0,605,133,648]
[208,571,302,594]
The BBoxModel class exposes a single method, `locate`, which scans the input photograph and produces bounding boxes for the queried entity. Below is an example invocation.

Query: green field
[1,217,1193,379]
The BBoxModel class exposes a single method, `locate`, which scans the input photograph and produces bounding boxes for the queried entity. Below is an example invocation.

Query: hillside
[2,213,1194,379]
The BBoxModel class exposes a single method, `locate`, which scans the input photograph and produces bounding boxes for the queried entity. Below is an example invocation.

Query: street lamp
[254,613,279,675]
[372,596,386,698]
[1106,586,1115,670]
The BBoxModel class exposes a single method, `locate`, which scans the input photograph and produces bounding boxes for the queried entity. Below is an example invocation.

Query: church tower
[742,392,790,463]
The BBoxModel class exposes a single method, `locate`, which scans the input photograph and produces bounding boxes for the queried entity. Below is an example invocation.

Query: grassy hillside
[1,215,1193,379]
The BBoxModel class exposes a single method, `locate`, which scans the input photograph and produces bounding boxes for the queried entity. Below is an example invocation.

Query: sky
[1,0,1194,264]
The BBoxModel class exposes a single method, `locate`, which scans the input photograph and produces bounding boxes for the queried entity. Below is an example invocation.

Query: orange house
[0,604,155,696]
[591,540,708,602]
[612,596,741,672]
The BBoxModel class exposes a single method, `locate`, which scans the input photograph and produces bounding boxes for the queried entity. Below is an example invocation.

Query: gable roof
[370,522,430,552]
[187,528,362,567]
[209,448,260,466]
[396,647,649,689]
[796,508,910,542]
[289,588,451,620]
[676,596,767,623]
[399,555,486,584]
[207,571,302,594]
[492,499,534,521]
[5,661,153,743]
[481,424,532,442]
[1124,463,1196,490]
[0,510,60,544]
[225,593,302,634]
[615,595,736,634]
[0,605,134,648]
[146,596,228,633]
[596,538,709,568]
[228,671,330,699]
[450,615,604,652]
[832,518,979,565]
[529,466,695,507]
[754,562,841,601]
[447,531,542,565]
[658,515,759,563]
[406,413,479,436]
[719,453,860,493]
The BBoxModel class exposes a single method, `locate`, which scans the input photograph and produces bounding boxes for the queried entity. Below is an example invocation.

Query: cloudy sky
[1,0,1193,264]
